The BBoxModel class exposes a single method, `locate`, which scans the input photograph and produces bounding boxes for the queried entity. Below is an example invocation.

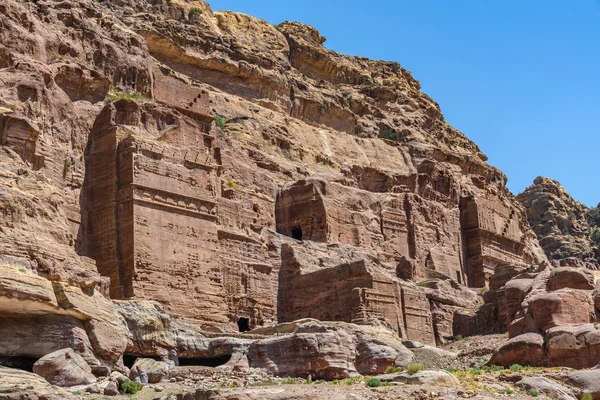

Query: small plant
[331,379,341,385]
[379,129,397,141]
[120,379,143,394]
[576,339,582,345]
[226,180,235,188]
[272,23,282,31]
[106,86,151,103]
[504,388,515,394]
[594,323,599,330]
[281,377,295,385]
[509,364,524,372]
[468,368,482,375]
[365,377,382,388]
[18,268,26,273]
[384,366,402,374]
[251,380,277,386]
[189,7,202,19]
[527,389,539,397]
[214,114,227,129]
[455,334,463,341]
[344,376,362,385]
[444,367,456,373]
[582,393,593,400]
[63,157,73,178]
[407,363,424,375]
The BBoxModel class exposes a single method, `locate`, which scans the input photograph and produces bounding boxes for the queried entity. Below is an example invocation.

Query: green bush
[379,129,397,141]
[407,363,424,375]
[582,393,593,400]
[504,388,515,394]
[189,7,202,19]
[509,364,524,372]
[214,114,227,129]
[120,379,143,394]
[444,367,456,373]
[526,389,539,397]
[106,87,151,103]
[384,366,402,374]
[365,377,382,388]
[469,368,482,375]
[281,377,295,384]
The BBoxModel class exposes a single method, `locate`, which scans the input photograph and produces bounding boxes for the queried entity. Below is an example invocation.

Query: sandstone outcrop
[0,366,75,400]
[518,177,598,264]
[487,263,600,368]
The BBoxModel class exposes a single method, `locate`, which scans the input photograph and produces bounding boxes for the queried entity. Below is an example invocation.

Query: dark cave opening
[122,354,138,369]
[237,317,250,332]
[178,354,231,367]
[122,354,162,369]
[291,226,303,240]
[0,356,39,372]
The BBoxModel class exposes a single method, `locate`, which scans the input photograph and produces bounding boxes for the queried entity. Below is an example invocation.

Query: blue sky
[210,1,600,206]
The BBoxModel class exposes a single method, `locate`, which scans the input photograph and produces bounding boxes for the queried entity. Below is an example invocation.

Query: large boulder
[248,332,356,380]
[33,348,97,387]
[516,377,576,400]
[130,358,172,383]
[561,369,600,400]
[378,370,460,387]
[547,267,597,291]
[249,319,413,378]
[546,323,600,368]
[488,333,545,368]
[0,366,75,400]
[528,288,595,331]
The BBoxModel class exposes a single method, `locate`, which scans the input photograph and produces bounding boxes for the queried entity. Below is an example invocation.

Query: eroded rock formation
[1,0,581,392]
[518,176,598,264]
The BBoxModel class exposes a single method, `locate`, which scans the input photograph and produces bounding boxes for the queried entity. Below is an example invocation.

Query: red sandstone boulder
[561,369,600,400]
[528,288,595,331]
[488,333,545,367]
[248,332,356,380]
[546,267,597,291]
[546,323,600,369]
[0,366,75,399]
[33,348,96,387]
[516,377,576,400]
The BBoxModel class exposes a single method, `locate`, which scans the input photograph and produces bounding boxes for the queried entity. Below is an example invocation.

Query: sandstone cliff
[0,0,553,382]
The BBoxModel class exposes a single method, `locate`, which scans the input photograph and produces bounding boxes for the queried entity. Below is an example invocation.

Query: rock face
[0,0,560,386]
[518,177,598,264]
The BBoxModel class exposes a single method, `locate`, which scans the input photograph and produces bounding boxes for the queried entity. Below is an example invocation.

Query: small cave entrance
[178,354,231,367]
[122,354,162,369]
[237,317,250,332]
[0,356,39,372]
[291,226,303,241]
